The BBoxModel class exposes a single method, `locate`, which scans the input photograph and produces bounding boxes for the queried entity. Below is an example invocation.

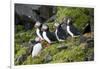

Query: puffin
[41,24,57,44]
[54,23,68,41]
[30,37,42,58]
[63,17,80,37]
[35,21,44,40]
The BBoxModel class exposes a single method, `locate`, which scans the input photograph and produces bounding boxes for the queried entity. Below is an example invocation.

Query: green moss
[16,25,24,32]
[56,6,93,32]
[23,55,33,65]
[52,46,85,63]
[16,47,27,57]
[15,43,22,54]
[42,44,59,56]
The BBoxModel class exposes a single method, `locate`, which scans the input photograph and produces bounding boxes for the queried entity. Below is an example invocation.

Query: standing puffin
[54,23,68,41]
[42,24,57,44]
[30,37,42,58]
[35,21,44,40]
[63,17,80,37]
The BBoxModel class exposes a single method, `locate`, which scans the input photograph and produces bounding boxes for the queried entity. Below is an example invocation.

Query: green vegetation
[56,6,94,32]
[15,6,94,65]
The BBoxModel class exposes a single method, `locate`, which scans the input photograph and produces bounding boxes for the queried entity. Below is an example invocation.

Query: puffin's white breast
[43,31,51,43]
[55,29,59,40]
[67,26,74,37]
[55,29,64,41]
[32,43,42,58]
[36,29,43,40]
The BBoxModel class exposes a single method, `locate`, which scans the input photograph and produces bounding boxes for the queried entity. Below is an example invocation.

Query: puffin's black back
[45,30,57,41]
[39,30,43,37]
[36,24,43,38]
[57,24,68,40]
[59,23,69,36]
[69,24,80,35]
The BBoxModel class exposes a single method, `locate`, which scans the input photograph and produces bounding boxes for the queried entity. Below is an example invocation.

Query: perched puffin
[54,23,68,41]
[31,37,42,58]
[35,21,44,40]
[63,17,80,37]
[42,24,57,44]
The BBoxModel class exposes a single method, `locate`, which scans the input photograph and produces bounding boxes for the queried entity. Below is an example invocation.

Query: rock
[79,35,94,48]
[44,53,52,63]
[15,4,39,31]
[79,35,87,43]
[24,23,33,30]
[79,43,87,50]
[46,15,56,22]
[15,4,56,23]
[39,6,56,20]
[15,4,40,20]
[15,54,27,65]
[80,32,94,43]
[85,52,94,61]
[86,39,94,48]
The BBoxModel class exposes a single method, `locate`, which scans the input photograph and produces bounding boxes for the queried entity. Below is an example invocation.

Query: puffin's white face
[67,18,71,25]
[42,24,48,31]
[35,21,41,28]
[54,23,59,27]
[35,37,41,42]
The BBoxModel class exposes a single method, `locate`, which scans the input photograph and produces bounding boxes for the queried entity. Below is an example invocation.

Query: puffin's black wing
[70,25,80,35]
[57,25,68,40]
[39,29,43,38]
[46,31,57,41]
[60,23,69,35]
[30,40,37,45]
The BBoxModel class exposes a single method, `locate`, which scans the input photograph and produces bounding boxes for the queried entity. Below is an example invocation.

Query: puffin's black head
[41,24,49,31]
[34,21,42,28]
[62,17,72,25]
